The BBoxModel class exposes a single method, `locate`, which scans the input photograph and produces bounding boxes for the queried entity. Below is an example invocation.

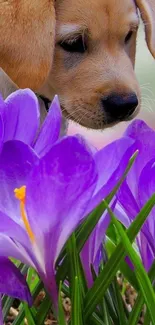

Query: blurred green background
[68,23,155,147]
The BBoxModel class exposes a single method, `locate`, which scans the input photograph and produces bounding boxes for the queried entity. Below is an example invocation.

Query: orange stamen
[14,186,35,243]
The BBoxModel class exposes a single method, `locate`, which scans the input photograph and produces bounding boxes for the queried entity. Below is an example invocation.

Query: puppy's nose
[102,93,138,122]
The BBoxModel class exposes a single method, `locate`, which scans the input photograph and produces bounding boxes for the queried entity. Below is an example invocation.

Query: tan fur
[0,0,55,90]
[0,0,155,129]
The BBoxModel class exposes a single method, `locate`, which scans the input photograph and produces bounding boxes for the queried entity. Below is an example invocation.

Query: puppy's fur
[0,0,55,90]
[0,0,155,129]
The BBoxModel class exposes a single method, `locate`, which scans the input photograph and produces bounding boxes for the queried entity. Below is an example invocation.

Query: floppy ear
[135,0,155,58]
[0,1,56,90]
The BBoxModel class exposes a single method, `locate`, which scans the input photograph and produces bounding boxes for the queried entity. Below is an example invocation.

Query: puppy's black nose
[102,93,138,122]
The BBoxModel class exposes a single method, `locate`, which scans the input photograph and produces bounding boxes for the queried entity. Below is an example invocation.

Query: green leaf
[27,267,40,293]
[113,278,127,325]
[72,276,81,325]
[66,233,80,298]
[143,309,151,325]
[106,236,139,290]
[2,297,14,321]
[56,151,138,283]
[89,313,105,325]
[103,289,119,324]
[23,303,36,325]
[101,298,113,325]
[84,194,155,320]
[128,261,155,325]
[66,233,84,325]
[108,204,155,325]
[58,281,66,325]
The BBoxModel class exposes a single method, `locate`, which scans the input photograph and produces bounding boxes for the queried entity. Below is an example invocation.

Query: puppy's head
[1,0,155,129]
[41,0,155,129]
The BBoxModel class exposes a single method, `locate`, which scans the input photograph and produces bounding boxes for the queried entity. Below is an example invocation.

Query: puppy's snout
[102,93,138,123]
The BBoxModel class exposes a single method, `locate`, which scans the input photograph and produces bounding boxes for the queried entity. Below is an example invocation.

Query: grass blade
[58,282,66,325]
[66,234,84,325]
[84,194,155,320]
[128,261,155,325]
[23,303,35,325]
[108,204,155,325]
[113,278,127,325]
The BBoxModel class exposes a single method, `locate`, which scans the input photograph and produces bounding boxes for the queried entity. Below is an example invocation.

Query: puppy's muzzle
[101,93,138,123]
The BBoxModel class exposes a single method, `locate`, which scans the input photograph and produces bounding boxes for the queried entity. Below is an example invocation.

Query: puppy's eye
[59,36,86,53]
[125,31,133,43]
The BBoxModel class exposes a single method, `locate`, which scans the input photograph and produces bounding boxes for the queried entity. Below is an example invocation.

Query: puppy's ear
[0,1,56,90]
[135,0,155,58]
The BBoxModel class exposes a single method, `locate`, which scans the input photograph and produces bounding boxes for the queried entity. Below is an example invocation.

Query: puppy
[0,0,155,129]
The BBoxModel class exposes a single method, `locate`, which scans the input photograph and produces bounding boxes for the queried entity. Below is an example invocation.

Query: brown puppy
[1,0,155,129]
[40,0,155,129]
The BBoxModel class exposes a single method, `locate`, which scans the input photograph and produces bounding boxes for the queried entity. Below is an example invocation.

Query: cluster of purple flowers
[0,89,155,321]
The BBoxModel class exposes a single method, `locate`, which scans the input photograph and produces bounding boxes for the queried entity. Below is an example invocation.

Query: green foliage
[3,151,155,325]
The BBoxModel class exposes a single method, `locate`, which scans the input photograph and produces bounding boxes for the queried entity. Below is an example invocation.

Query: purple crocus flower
[81,136,136,286]
[0,88,136,308]
[81,119,155,283]
[0,136,98,306]
[0,89,62,157]
[115,119,155,271]
[0,131,134,306]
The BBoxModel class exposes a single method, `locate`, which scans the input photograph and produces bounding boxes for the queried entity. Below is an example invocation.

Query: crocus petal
[81,200,116,287]
[86,137,135,214]
[138,159,155,209]
[0,140,39,220]
[138,160,155,231]
[117,180,140,220]
[0,297,2,325]
[113,203,131,228]
[0,210,28,243]
[75,134,98,156]
[0,210,35,266]
[25,136,98,299]
[26,136,97,243]
[0,235,35,268]
[139,233,154,271]
[2,89,40,144]
[0,257,32,305]
[34,95,62,157]
[0,115,4,153]
[137,159,155,254]
[124,120,155,197]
